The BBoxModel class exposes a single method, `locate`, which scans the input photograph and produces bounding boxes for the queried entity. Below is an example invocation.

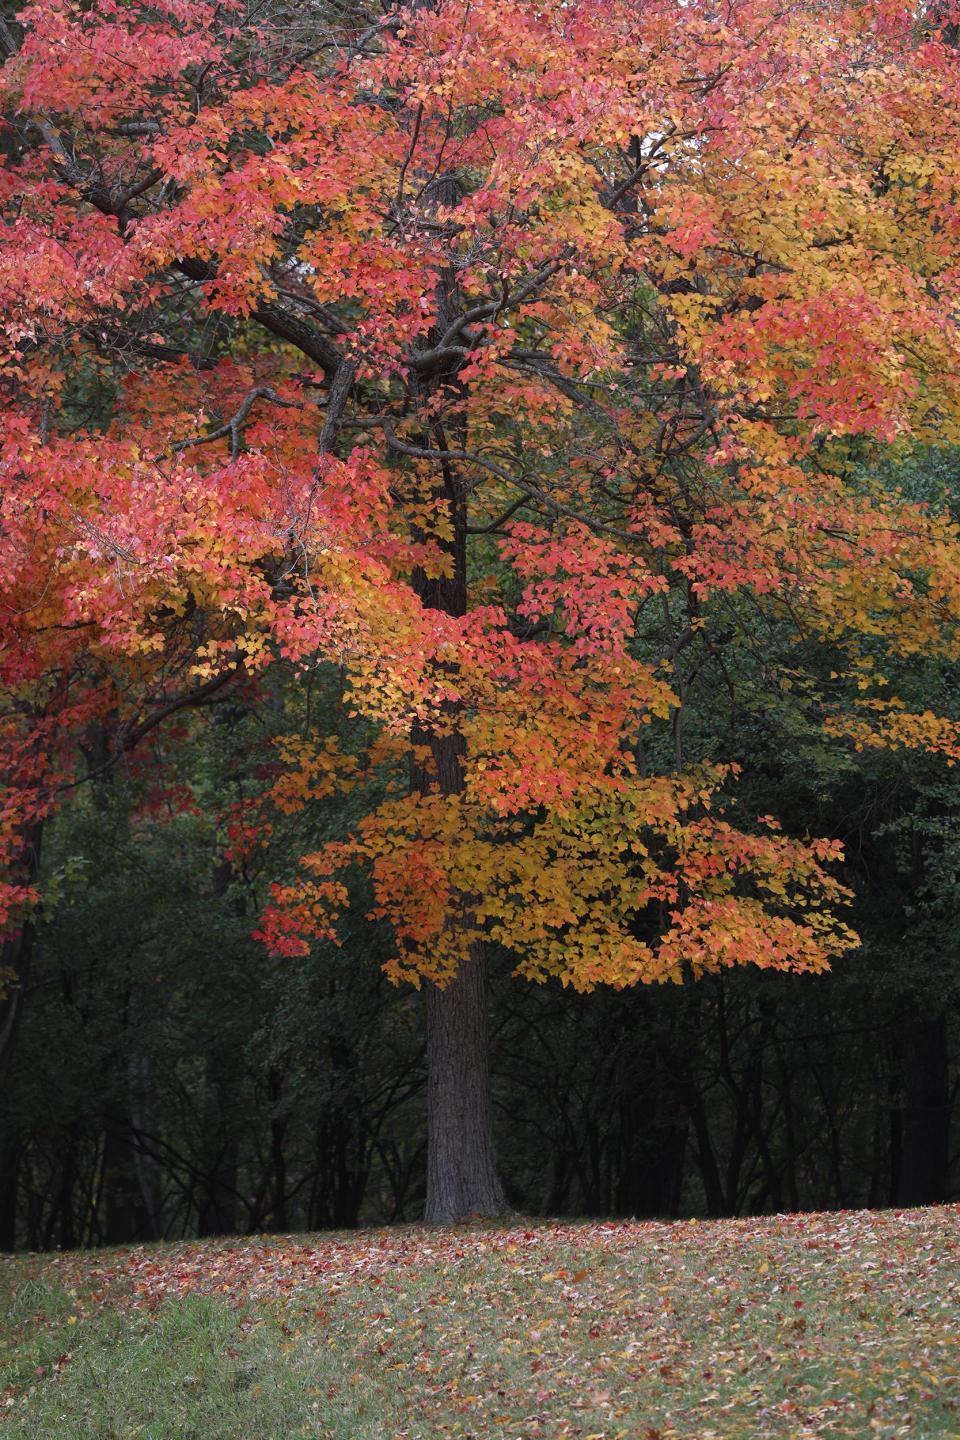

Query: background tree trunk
[895,1010,951,1205]
[0,1133,19,1251]
[0,823,42,1086]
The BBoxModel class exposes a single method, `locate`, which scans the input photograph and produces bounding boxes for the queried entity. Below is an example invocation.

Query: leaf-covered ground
[1,1207,957,1438]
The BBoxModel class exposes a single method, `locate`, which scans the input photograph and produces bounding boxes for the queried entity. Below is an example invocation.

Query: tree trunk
[0,822,43,1087]
[895,1010,950,1206]
[410,410,508,1222]
[102,1111,155,1244]
[0,1133,19,1251]
[0,822,42,1252]
[127,1053,162,1239]
[417,726,507,1220]
[424,942,507,1221]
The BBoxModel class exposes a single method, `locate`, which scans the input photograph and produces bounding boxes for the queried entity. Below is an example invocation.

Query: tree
[2,0,960,1220]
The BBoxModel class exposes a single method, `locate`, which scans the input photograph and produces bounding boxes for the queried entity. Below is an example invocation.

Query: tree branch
[160,386,303,461]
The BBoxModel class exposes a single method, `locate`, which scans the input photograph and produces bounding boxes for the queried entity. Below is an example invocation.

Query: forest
[1,0,959,1251]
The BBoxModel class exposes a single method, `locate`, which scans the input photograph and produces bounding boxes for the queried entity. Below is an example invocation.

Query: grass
[1,1206,958,1438]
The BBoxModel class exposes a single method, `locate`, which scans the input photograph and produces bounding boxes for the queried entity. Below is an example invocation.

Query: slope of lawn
[1,1206,957,1438]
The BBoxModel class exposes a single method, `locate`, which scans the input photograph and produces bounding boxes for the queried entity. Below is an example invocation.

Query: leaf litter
[1,1206,957,1437]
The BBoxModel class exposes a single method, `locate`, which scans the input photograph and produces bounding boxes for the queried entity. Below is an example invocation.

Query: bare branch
[160,386,303,462]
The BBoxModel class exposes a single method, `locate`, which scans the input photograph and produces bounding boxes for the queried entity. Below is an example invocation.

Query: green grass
[2,1207,958,1438]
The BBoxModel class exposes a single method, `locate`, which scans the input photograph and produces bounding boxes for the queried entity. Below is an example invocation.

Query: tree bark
[0,1134,19,1251]
[895,1010,950,1206]
[0,822,42,1088]
[410,415,508,1222]
[424,941,507,1221]
[0,821,43,1250]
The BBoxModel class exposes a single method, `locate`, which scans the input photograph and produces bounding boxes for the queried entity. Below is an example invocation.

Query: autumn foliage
[2,0,960,996]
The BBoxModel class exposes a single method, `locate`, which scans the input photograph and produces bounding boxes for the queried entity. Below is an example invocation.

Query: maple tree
[2,0,960,1219]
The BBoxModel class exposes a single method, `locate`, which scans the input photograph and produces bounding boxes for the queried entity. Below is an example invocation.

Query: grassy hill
[2,1207,958,1438]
